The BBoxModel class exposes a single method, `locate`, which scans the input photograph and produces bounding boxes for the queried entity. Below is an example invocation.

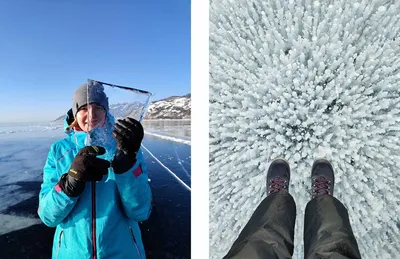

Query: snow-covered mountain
[54,94,191,121]
[145,94,191,120]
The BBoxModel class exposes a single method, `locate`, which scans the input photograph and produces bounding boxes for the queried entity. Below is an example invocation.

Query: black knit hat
[72,81,109,118]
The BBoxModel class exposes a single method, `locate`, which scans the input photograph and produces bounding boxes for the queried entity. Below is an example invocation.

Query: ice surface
[0,214,41,235]
[143,120,191,139]
[144,131,190,146]
[210,0,400,258]
[0,127,60,233]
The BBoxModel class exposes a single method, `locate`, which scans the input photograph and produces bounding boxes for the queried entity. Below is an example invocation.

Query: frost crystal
[209,0,400,258]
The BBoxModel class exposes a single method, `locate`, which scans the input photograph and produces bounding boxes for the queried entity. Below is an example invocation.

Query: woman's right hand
[68,146,110,181]
[59,146,110,197]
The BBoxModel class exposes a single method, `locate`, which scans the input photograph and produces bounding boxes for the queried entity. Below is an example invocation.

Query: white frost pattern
[209,0,400,258]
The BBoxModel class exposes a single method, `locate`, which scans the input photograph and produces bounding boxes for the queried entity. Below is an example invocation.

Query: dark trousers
[223,191,361,259]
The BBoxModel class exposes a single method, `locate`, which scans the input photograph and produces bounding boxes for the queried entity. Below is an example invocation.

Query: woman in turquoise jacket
[38,82,152,259]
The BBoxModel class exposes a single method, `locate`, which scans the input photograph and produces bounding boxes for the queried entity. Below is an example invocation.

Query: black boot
[224,158,296,259]
[311,159,335,199]
[305,159,362,259]
[266,159,290,195]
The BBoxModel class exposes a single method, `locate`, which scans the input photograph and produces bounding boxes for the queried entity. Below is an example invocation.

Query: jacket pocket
[56,230,64,259]
[129,227,142,259]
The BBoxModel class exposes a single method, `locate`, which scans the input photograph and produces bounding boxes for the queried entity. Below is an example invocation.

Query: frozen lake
[0,120,191,259]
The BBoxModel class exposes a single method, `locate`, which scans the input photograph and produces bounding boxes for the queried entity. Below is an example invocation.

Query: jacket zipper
[92,182,97,259]
[129,227,142,259]
[56,230,63,259]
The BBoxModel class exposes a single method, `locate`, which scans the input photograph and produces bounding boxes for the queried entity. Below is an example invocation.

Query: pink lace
[268,177,287,194]
[313,176,330,197]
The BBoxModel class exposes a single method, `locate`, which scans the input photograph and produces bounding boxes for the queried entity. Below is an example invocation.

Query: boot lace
[313,176,331,198]
[268,177,287,194]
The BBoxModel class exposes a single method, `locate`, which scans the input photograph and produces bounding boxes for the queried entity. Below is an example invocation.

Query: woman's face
[76,103,106,132]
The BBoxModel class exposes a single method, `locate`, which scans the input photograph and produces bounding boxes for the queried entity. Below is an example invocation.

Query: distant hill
[54,115,65,121]
[54,94,191,121]
[144,94,191,120]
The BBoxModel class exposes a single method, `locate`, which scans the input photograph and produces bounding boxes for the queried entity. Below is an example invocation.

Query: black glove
[111,117,144,174]
[58,146,110,197]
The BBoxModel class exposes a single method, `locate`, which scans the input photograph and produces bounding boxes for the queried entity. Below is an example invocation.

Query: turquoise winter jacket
[38,111,152,259]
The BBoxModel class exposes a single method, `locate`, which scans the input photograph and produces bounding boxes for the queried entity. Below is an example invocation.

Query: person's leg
[303,159,361,259]
[223,159,296,259]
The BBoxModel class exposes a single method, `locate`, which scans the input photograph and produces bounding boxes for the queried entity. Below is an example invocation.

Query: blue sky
[0,0,190,122]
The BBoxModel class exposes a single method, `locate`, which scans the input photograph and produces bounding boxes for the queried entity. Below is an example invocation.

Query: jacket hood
[63,109,75,134]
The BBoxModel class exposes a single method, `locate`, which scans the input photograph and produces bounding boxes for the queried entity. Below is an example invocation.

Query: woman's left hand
[111,117,144,174]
